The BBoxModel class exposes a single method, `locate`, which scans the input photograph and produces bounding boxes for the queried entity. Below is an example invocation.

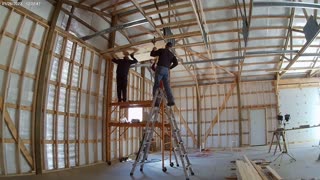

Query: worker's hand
[152,47,157,51]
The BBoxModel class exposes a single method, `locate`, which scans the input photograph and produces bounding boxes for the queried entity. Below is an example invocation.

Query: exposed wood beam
[299,0,310,20]
[62,0,111,18]
[116,0,186,17]
[105,15,117,164]
[90,0,108,8]
[130,0,164,39]
[276,8,295,84]
[254,1,320,9]
[80,18,148,41]
[35,0,63,174]
[101,0,130,12]
[60,8,109,41]
[279,29,320,77]
[65,5,75,31]
[145,2,191,16]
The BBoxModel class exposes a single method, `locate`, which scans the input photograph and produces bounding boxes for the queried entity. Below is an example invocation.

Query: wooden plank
[85,49,94,164]
[236,160,250,180]
[244,155,269,180]
[105,15,116,164]
[76,44,86,166]
[266,166,283,180]
[111,100,153,108]
[94,54,103,162]
[204,83,236,142]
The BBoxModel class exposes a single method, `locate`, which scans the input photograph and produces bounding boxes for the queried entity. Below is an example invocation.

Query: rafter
[130,0,164,39]
[62,0,111,18]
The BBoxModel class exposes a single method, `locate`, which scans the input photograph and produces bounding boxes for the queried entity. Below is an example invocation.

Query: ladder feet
[162,167,167,172]
[170,162,174,167]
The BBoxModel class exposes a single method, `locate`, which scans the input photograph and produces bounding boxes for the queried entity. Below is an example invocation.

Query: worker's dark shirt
[150,48,178,69]
[112,57,138,76]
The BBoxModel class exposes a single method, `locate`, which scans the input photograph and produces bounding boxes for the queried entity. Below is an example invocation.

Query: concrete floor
[1,142,320,180]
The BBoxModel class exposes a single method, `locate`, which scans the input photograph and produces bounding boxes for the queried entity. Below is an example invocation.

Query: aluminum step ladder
[129,88,164,176]
[130,88,194,180]
[166,105,194,180]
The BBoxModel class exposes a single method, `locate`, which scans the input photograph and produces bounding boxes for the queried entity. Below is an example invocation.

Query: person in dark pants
[150,42,178,106]
[112,53,138,102]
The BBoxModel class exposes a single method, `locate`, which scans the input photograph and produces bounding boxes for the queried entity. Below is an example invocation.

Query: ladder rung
[180,154,186,158]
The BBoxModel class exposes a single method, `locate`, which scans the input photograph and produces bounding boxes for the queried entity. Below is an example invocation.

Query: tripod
[271,127,296,164]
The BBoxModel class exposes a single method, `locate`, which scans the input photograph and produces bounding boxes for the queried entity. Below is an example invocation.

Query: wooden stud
[77,45,85,166]
[85,50,94,164]
[34,0,63,174]
[65,41,77,168]
[94,55,102,162]
[105,15,116,164]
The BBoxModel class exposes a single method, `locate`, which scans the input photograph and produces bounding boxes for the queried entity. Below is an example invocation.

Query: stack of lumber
[236,155,283,180]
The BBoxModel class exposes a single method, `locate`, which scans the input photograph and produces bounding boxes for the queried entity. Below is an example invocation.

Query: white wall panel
[279,87,320,143]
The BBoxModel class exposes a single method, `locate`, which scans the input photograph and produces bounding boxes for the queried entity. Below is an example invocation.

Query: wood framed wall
[0,3,107,175]
[43,29,106,170]
[172,80,278,148]
[0,5,48,175]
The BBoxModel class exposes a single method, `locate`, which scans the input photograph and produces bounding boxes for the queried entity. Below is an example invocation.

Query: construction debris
[236,155,283,180]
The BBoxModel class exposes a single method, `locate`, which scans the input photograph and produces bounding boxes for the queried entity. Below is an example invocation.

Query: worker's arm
[170,56,178,69]
[150,47,161,57]
[129,53,138,64]
[112,58,118,64]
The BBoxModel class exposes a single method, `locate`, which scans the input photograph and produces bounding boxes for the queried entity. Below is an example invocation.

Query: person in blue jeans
[150,42,178,106]
[112,53,138,102]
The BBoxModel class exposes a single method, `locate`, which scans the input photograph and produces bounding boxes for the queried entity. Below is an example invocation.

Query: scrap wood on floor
[236,155,283,180]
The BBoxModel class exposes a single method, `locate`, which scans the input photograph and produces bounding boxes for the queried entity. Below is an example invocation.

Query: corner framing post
[236,74,242,147]
[105,15,117,164]
[196,86,201,149]
[34,0,63,174]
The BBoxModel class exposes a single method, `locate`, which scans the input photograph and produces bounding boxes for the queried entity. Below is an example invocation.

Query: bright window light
[128,107,142,123]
